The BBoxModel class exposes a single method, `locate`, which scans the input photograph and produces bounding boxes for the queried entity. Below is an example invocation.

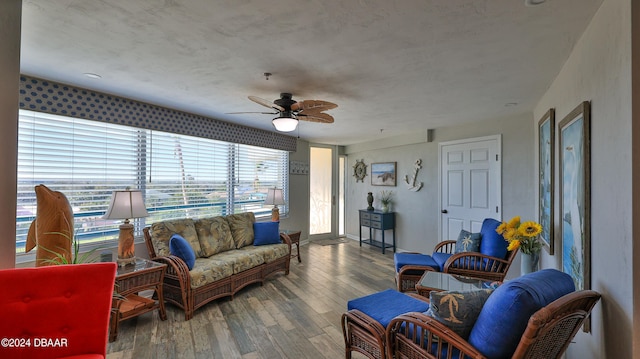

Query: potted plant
[379,190,393,213]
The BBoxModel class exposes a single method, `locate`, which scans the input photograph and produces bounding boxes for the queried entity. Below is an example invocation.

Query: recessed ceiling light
[83,73,102,79]
[525,0,546,6]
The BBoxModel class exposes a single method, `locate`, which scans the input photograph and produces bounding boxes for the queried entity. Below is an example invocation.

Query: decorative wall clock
[353,159,367,182]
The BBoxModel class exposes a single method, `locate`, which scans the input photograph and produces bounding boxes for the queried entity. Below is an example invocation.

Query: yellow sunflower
[507,216,521,230]
[519,221,542,238]
[496,221,507,234]
[507,239,521,251]
[503,227,518,241]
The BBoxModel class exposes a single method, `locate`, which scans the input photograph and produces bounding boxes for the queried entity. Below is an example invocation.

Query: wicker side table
[281,229,302,263]
[110,257,167,342]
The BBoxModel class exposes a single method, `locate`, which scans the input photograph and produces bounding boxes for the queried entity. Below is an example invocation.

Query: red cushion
[0,263,116,359]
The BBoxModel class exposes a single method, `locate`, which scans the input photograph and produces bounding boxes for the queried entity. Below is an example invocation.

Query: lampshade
[103,190,149,220]
[264,188,285,206]
[272,116,299,132]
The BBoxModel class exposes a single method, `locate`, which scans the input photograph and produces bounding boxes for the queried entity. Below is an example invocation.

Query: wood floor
[106,239,397,359]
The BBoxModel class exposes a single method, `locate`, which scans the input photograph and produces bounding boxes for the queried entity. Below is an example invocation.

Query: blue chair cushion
[467,269,575,358]
[347,289,429,328]
[253,221,281,246]
[394,253,440,274]
[455,229,481,253]
[432,252,452,271]
[169,234,196,270]
[479,218,508,260]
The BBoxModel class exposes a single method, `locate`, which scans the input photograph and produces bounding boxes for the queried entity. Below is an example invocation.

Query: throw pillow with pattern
[455,229,481,253]
[426,289,494,339]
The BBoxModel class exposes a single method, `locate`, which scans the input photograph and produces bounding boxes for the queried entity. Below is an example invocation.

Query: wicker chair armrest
[433,240,456,253]
[398,264,438,277]
[405,292,431,303]
[386,312,486,359]
[443,252,509,273]
[279,233,293,255]
[341,309,387,350]
[152,255,191,288]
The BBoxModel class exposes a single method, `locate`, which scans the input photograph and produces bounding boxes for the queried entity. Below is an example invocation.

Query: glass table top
[417,271,499,292]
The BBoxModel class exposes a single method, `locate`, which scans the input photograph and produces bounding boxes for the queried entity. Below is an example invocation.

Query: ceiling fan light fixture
[524,0,546,6]
[272,116,299,132]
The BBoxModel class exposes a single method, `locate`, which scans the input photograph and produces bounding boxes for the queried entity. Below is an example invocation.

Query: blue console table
[359,209,396,254]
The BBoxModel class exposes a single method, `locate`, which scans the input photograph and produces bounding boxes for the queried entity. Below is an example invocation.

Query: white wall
[280,139,311,241]
[0,0,21,269]
[344,112,534,279]
[534,0,631,357]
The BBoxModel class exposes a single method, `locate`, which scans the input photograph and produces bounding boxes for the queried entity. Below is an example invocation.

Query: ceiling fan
[231,93,338,132]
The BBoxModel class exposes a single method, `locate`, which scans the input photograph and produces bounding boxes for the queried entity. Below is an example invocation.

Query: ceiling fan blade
[291,100,338,112]
[297,112,334,123]
[226,111,278,115]
[248,95,285,112]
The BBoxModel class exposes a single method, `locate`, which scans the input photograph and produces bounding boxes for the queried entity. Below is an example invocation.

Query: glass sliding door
[309,146,334,237]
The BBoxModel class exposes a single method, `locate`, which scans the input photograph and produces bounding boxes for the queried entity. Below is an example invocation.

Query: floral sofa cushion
[189,257,234,289]
[150,218,203,258]
[194,216,235,257]
[213,249,265,274]
[226,212,256,248]
[238,243,290,263]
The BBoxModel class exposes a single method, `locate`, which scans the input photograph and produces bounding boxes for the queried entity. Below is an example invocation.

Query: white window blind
[16,110,289,255]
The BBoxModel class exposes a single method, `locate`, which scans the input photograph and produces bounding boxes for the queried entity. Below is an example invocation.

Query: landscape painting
[371,162,396,186]
[538,109,555,254]
[559,101,591,332]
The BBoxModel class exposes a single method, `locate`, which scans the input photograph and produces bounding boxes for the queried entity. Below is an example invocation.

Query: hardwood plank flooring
[107,239,397,359]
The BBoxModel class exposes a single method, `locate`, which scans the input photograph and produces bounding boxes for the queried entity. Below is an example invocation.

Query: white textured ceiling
[20,0,603,145]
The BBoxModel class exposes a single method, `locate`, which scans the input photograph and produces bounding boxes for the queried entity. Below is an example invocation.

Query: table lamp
[264,188,285,222]
[104,189,149,266]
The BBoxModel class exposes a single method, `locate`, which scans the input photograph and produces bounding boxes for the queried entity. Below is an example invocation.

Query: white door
[439,135,501,241]
[309,145,337,240]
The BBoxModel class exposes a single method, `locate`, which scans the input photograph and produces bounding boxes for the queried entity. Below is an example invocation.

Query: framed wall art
[538,109,555,254]
[559,101,591,331]
[371,162,397,186]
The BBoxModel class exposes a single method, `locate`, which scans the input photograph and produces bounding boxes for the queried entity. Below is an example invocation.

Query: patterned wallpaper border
[18,75,297,152]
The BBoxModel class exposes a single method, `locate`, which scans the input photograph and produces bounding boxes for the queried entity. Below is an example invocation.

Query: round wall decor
[353,159,367,182]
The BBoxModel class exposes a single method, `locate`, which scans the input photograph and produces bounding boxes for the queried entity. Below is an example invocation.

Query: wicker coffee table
[416,271,497,297]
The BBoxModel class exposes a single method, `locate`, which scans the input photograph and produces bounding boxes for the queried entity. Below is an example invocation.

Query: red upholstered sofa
[0,262,117,359]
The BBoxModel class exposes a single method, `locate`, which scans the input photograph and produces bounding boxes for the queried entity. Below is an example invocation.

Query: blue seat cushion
[347,289,429,328]
[394,253,440,274]
[431,252,452,271]
[479,218,508,260]
[467,269,575,359]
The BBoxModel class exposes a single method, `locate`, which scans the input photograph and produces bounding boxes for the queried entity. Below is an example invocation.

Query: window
[16,110,288,254]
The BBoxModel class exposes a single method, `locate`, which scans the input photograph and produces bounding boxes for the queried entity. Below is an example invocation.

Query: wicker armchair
[342,289,430,359]
[395,218,517,292]
[386,277,601,358]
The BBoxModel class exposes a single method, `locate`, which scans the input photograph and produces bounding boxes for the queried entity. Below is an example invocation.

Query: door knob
[441,209,448,213]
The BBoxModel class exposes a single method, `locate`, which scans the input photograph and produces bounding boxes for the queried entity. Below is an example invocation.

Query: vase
[520,252,540,275]
[382,203,389,213]
[367,192,374,211]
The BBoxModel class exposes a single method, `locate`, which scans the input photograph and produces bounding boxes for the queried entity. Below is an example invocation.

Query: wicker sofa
[143,212,291,320]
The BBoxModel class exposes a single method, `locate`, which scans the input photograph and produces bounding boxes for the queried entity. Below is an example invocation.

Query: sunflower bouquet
[496,216,543,254]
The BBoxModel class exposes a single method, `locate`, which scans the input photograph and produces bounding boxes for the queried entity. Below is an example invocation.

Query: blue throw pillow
[479,218,508,259]
[455,229,481,253]
[169,234,196,270]
[426,289,494,339]
[253,221,281,246]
